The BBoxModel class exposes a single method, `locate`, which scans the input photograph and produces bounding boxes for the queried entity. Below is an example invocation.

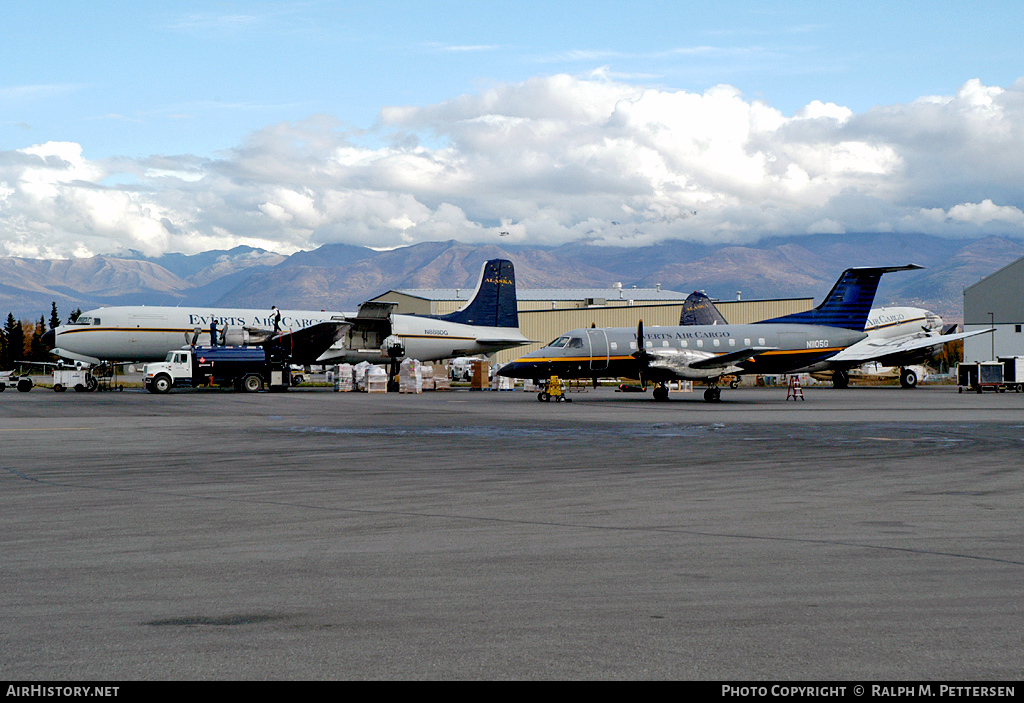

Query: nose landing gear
[703,386,722,402]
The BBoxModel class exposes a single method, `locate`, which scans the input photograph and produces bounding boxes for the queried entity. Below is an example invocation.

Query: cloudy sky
[2,1,1023,258]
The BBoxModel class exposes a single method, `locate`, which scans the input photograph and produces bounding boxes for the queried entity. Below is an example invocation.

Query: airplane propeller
[631,319,649,390]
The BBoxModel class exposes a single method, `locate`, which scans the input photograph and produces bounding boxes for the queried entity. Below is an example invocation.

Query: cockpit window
[567,337,584,348]
[71,316,95,326]
[547,336,571,348]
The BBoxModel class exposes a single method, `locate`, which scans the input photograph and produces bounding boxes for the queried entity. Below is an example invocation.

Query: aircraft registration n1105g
[498,264,921,402]
[42,259,529,366]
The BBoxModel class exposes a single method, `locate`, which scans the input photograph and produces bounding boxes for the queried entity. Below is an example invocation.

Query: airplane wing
[687,347,777,370]
[827,328,992,365]
[473,334,533,348]
[638,345,777,380]
[51,348,103,365]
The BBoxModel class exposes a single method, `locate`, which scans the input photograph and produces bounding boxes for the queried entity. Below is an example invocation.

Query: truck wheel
[54,384,64,392]
[17,379,33,392]
[151,374,172,394]
[0,384,5,392]
[243,375,264,393]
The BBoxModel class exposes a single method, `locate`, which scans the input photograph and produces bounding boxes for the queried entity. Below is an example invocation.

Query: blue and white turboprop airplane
[43,259,529,366]
[498,265,922,402]
[677,291,992,389]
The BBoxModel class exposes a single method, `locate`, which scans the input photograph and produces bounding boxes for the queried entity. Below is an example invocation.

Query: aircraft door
[587,329,610,371]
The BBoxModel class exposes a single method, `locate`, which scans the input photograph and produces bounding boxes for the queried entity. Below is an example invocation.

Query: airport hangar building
[963,253,1024,362]
[371,285,814,366]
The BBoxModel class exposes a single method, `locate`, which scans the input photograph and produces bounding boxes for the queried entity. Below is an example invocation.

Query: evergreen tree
[49,302,61,330]
[68,308,82,324]
[30,316,48,362]
[2,313,19,370]
[9,316,27,366]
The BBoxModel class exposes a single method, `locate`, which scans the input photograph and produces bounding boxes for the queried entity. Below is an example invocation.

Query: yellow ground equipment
[537,375,572,403]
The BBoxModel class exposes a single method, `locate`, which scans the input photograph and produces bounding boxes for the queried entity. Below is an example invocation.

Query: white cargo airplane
[815,306,989,388]
[42,259,530,366]
[678,291,990,388]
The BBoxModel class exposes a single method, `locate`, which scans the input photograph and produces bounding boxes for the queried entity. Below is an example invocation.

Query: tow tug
[537,375,572,403]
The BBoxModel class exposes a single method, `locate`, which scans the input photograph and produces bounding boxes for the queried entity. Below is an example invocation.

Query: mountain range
[2,233,1022,326]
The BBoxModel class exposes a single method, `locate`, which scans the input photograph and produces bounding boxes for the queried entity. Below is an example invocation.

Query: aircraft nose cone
[497,359,544,379]
[41,329,56,349]
[497,361,520,377]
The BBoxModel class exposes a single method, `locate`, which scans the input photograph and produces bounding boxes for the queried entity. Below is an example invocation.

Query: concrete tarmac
[1,384,1022,680]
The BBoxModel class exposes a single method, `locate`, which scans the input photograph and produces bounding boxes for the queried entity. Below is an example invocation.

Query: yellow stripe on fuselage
[516,347,846,365]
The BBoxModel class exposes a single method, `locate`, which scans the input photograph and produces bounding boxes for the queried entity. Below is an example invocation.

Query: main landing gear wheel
[833,369,850,389]
[703,387,721,402]
[899,368,918,389]
[653,385,669,401]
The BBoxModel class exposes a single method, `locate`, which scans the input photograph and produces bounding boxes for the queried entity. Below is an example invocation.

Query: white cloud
[2,75,1024,258]
[946,199,1024,226]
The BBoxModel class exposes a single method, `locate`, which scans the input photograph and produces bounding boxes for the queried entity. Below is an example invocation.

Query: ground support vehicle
[144,345,291,394]
[0,372,33,392]
[52,365,98,392]
[537,375,571,403]
[956,360,1023,393]
[998,356,1024,392]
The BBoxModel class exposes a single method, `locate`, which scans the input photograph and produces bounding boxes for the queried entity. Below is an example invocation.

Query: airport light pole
[989,312,995,360]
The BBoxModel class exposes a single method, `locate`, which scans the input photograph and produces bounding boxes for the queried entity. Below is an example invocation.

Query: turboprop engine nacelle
[222,327,274,346]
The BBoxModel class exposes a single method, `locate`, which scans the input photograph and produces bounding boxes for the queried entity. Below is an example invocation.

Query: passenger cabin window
[729,338,735,346]
[713,339,720,347]
[758,338,766,346]
[697,340,704,348]
[610,342,618,351]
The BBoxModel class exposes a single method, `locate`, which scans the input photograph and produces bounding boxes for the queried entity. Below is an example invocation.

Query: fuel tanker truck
[144,345,291,394]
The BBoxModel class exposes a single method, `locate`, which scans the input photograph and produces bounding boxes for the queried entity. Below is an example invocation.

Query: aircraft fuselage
[46,305,528,365]
[499,322,866,381]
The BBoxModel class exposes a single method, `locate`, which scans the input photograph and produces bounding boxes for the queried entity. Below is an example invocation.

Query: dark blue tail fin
[680,291,728,326]
[756,265,921,330]
[434,259,519,328]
